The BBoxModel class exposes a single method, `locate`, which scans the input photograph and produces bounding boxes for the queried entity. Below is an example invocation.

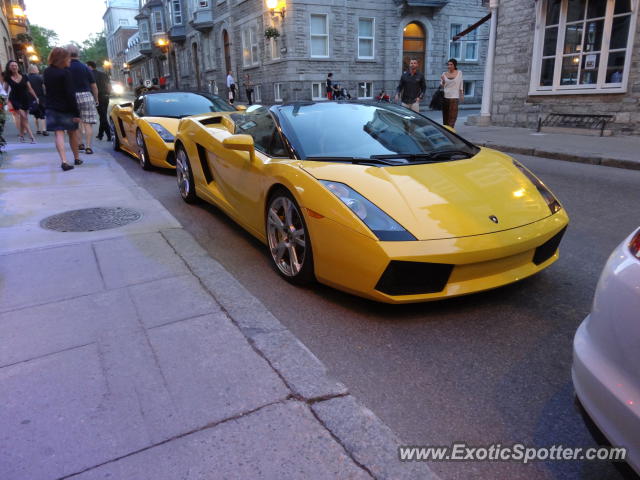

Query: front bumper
[310,209,569,303]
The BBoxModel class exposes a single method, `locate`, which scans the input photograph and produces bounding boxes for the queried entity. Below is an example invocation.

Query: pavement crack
[90,242,108,290]
[0,342,95,370]
[56,398,289,480]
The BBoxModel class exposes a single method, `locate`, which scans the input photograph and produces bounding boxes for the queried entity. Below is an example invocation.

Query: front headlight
[148,122,175,142]
[320,180,416,241]
[512,160,562,214]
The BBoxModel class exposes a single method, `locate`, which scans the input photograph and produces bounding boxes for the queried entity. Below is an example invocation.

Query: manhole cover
[40,207,142,232]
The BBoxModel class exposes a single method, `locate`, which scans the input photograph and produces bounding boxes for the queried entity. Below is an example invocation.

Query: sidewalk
[456,121,640,171]
[0,126,437,480]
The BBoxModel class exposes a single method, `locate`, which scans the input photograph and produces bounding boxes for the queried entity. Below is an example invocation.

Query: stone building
[104,0,139,82]
[0,1,16,68]
[126,0,490,106]
[485,0,639,135]
[2,0,29,70]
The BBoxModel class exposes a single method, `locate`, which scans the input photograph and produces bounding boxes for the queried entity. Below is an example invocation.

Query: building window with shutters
[172,0,182,25]
[530,0,637,94]
[241,25,259,67]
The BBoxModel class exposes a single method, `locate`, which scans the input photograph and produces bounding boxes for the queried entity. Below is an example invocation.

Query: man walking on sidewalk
[87,61,111,142]
[67,44,99,155]
[395,59,426,113]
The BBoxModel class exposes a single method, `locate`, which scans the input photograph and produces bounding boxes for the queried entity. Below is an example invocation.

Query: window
[311,82,324,100]
[254,85,262,103]
[200,0,209,6]
[268,33,281,60]
[140,21,150,42]
[532,0,636,93]
[242,26,259,66]
[172,0,182,24]
[274,82,283,102]
[463,80,475,96]
[449,23,478,61]
[203,32,213,69]
[358,18,374,59]
[358,82,373,99]
[230,107,287,156]
[310,14,329,57]
[153,11,164,33]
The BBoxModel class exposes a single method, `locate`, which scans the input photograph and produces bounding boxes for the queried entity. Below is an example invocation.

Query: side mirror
[222,134,255,161]
[235,105,247,111]
[443,125,456,133]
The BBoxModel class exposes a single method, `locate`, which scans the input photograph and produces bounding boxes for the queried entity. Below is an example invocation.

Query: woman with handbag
[3,60,39,143]
[440,58,464,128]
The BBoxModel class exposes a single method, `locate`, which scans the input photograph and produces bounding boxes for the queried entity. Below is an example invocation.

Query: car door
[213,109,284,231]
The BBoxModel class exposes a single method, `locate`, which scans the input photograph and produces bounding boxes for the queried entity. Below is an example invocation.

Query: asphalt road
[104,135,639,480]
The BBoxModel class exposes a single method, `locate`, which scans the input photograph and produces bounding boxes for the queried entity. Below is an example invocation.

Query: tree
[30,25,58,65]
[80,32,108,68]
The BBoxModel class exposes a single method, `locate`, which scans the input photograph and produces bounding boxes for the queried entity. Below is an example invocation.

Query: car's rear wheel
[110,120,120,152]
[266,189,314,284]
[176,145,197,204]
[136,129,152,170]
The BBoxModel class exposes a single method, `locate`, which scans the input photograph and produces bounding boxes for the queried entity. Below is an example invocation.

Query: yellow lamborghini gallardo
[174,102,569,303]
[109,91,237,170]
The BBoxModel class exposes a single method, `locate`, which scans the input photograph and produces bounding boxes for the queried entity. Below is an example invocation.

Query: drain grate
[40,207,142,232]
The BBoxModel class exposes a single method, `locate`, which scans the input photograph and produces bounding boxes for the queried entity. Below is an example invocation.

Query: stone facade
[104,0,139,82]
[490,0,640,136]
[125,0,489,106]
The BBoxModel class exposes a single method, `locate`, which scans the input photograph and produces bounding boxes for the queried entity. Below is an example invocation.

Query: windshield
[276,102,477,163]
[146,92,234,118]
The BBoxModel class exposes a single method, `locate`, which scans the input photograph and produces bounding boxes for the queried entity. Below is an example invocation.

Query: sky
[25,0,106,45]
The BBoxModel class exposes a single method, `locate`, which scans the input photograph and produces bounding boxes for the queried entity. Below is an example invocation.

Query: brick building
[121,0,490,106]
[483,0,639,135]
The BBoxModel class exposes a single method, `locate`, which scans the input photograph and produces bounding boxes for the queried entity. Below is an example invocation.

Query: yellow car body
[174,103,569,303]
[109,91,237,170]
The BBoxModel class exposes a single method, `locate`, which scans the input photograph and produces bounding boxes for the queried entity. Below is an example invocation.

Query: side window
[232,107,285,155]
[270,130,288,157]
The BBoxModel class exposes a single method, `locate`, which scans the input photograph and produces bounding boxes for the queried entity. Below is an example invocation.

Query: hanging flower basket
[264,27,281,40]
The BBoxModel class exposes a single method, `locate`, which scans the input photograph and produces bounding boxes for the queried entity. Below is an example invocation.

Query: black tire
[265,188,315,285]
[175,145,198,204]
[136,129,152,171]
[110,120,120,152]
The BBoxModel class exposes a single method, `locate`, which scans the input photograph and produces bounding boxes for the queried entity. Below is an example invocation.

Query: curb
[477,142,640,171]
[160,227,440,480]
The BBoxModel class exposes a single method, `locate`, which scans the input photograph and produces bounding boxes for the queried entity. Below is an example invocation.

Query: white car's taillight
[629,230,640,259]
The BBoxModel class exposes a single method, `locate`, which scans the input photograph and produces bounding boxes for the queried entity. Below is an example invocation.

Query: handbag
[429,87,444,111]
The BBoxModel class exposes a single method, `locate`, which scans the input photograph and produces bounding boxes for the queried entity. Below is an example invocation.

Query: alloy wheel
[136,130,148,169]
[267,195,307,277]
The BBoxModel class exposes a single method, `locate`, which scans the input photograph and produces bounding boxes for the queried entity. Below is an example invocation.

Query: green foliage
[30,25,58,64]
[80,32,108,66]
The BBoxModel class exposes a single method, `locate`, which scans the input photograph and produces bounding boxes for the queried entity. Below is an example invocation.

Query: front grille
[375,260,453,296]
[533,227,567,265]
[166,151,176,166]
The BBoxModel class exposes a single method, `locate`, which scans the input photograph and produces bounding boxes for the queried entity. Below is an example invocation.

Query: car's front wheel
[136,129,152,171]
[266,189,314,284]
[176,145,197,204]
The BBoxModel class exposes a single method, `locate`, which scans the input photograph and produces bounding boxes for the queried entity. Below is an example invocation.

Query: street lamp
[29,54,39,63]
[25,45,35,54]
[266,0,285,18]
[103,60,112,69]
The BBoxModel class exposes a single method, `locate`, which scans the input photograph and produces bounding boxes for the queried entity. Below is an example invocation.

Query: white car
[572,227,640,474]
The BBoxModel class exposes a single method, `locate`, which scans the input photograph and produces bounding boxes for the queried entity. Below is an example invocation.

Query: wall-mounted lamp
[25,45,35,53]
[12,6,25,18]
[103,60,112,69]
[266,0,285,18]
[123,62,129,69]
[28,54,39,63]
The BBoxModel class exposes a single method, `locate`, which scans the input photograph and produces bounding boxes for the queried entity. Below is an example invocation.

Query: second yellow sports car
[109,91,237,170]
[173,102,569,303]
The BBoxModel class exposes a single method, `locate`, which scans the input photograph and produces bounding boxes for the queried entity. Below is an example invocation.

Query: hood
[300,148,554,240]
[143,117,181,135]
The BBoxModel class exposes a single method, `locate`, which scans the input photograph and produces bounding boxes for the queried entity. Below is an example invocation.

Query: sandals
[30,137,36,144]
[74,158,83,165]
[42,131,49,136]
[84,147,93,154]
[78,143,85,151]
[18,135,25,143]
[61,163,74,171]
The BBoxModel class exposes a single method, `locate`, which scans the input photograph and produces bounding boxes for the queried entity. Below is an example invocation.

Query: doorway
[223,29,231,74]
[192,42,202,90]
[402,22,426,73]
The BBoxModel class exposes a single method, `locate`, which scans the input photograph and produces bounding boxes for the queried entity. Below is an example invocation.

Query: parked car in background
[110,91,237,170]
[573,227,640,474]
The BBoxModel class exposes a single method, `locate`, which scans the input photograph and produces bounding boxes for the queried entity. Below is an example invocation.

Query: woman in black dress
[2,60,39,143]
[28,64,47,136]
